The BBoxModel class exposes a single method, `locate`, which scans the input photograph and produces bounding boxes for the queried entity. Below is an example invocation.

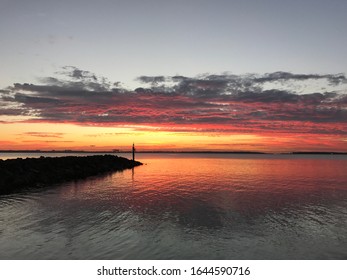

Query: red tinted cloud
[1,67,346,140]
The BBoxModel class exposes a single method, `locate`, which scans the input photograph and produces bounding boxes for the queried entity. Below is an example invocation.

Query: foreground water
[1,153,347,259]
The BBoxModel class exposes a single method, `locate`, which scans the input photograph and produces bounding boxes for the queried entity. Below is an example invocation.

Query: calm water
[1,153,347,259]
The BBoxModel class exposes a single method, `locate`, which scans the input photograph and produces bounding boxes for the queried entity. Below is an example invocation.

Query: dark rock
[0,155,142,195]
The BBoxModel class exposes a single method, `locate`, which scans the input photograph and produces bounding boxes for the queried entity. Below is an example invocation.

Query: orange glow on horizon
[1,121,346,153]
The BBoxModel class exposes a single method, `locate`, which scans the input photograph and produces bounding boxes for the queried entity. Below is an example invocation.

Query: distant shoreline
[0,150,346,155]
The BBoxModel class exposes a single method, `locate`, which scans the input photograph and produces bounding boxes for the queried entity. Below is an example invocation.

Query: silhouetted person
[132,143,135,161]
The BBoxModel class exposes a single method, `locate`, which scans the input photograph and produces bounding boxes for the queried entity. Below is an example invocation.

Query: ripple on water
[1,154,347,259]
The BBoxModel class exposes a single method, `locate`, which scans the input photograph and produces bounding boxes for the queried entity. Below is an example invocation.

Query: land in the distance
[0,150,346,155]
[0,155,142,195]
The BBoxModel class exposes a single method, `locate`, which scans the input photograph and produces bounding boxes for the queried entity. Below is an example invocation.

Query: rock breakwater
[0,155,142,195]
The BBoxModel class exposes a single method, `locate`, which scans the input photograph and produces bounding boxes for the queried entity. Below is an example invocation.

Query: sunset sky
[1,0,347,152]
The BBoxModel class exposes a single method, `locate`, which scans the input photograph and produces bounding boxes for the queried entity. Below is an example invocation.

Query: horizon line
[0,150,346,155]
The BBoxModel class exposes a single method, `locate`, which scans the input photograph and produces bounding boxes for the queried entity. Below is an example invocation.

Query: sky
[1,0,347,152]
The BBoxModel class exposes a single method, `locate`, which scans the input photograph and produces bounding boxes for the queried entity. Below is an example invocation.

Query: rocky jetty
[0,155,142,195]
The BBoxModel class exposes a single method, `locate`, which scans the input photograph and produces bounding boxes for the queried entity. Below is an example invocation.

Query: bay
[0,153,346,259]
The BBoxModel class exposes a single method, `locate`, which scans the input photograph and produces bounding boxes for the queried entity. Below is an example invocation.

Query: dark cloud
[62,66,97,81]
[230,89,298,103]
[0,107,25,116]
[174,76,231,96]
[137,76,166,85]
[172,75,189,81]
[253,71,347,86]
[1,67,346,136]
[51,66,112,91]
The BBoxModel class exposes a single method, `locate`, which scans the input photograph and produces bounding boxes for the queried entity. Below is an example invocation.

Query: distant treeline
[0,155,142,195]
[290,152,347,155]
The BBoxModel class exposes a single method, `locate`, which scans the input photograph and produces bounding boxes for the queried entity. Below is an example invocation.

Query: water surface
[1,153,347,259]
